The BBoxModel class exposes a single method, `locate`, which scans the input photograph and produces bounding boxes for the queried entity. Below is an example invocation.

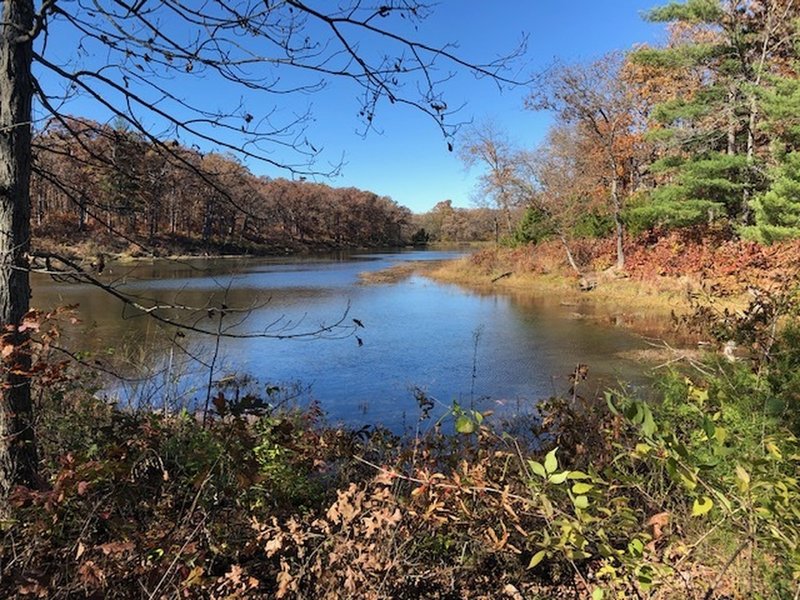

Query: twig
[491,271,513,283]
[703,538,751,600]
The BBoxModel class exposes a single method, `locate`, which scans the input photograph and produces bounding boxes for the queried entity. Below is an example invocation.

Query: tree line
[464,0,800,269]
[410,199,509,243]
[33,117,415,253]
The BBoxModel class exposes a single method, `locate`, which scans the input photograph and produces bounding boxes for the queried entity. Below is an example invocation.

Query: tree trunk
[727,86,736,156]
[0,0,37,504]
[559,234,581,276]
[741,94,758,224]
[610,175,625,270]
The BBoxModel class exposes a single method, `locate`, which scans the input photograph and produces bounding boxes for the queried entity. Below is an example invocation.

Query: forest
[31,116,508,254]
[32,118,415,255]
[456,0,800,270]
[4,1,800,599]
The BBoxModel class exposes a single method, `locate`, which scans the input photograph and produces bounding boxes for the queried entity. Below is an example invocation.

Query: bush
[5,288,800,597]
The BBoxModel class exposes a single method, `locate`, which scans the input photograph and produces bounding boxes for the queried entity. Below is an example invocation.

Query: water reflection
[31,250,654,430]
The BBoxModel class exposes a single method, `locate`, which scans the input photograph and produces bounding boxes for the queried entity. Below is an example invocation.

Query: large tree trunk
[0,0,37,504]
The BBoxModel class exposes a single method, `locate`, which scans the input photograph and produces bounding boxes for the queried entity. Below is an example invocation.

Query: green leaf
[455,415,475,434]
[634,443,652,456]
[628,538,644,557]
[528,549,547,569]
[544,448,558,474]
[714,426,728,446]
[766,441,783,460]
[690,385,709,404]
[735,464,751,490]
[702,416,715,438]
[540,494,554,519]
[574,495,589,510]
[605,391,620,415]
[641,405,657,437]
[712,489,732,513]
[692,496,714,517]
[528,460,547,479]
[568,470,590,480]
[549,471,569,485]
[592,588,605,600]
[572,482,594,494]
[667,458,697,490]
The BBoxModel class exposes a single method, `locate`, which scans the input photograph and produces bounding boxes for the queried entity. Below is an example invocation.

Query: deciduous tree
[528,54,644,269]
[0,0,523,503]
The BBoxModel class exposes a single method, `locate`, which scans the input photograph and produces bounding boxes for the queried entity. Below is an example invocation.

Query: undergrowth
[3,286,800,598]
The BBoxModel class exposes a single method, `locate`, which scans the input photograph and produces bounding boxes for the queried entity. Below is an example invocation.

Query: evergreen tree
[743,152,800,243]
[626,152,754,231]
[632,0,798,225]
[759,75,800,154]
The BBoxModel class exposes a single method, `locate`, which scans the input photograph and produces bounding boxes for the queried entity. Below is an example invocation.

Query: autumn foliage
[32,118,414,258]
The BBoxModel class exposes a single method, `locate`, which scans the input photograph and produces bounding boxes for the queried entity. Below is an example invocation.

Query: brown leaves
[98,541,135,557]
[252,475,409,598]
[16,580,49,598]
[77,560,106,590]
[215,564,260,598]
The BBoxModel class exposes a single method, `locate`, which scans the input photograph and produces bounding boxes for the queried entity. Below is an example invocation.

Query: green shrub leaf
[528,460,547,479]
[455,415,475,434]
[528,549,547,569]
[692,496,714,517]
[544,448,558,474]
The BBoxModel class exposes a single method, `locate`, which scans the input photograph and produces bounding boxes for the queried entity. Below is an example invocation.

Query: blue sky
[37,1,668,213]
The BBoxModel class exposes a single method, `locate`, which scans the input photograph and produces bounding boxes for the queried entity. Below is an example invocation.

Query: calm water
[31,250,653,429]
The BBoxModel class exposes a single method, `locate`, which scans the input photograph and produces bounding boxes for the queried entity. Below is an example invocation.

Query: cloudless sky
[37,1,669,213]
[319,1,668,212]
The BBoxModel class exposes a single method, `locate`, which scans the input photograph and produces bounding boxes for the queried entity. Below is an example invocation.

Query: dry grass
[358,260,443,284]
[423,251,751,342]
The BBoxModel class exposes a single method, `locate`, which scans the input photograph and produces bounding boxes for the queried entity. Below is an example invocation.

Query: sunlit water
[31,249,654,430]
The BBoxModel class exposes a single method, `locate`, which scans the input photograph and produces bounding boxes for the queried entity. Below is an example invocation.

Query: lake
[31,249,654,430]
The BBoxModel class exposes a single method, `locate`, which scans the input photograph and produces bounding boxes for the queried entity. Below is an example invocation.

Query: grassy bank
[417,235,780,343]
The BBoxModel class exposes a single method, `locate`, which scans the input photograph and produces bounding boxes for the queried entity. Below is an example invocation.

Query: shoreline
[33,238,483,266]
[360,252,752,363]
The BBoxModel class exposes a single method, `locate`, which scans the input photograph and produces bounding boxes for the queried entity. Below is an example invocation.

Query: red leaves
[623,227,800,294]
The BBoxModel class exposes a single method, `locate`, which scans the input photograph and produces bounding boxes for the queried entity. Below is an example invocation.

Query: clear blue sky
[319,2,668,212]
[36,1,668,213]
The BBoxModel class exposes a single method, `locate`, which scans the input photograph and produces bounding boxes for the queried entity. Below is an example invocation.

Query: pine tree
[631,0,798,226]
[744,152,800,243]
[629,152,751,228]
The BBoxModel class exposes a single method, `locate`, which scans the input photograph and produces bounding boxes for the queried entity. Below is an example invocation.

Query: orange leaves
[622,226,800,294]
